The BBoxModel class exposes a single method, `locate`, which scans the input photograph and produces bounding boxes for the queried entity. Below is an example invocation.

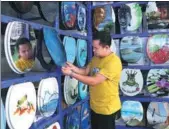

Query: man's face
[92,40,107,57]
[18,43,33,60]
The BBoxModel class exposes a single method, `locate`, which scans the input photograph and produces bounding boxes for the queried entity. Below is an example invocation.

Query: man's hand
[66,62,76,71]
[61,66,72,76]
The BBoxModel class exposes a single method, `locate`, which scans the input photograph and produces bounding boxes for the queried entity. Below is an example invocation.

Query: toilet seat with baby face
[4,21,37,74]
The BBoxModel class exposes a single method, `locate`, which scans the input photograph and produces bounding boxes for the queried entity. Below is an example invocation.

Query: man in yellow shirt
[15,37,34,72]
[62,31,122,129]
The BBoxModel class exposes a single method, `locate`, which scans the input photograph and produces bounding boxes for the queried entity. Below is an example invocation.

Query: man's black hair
[16,37,32,51]
[93,31,111,47]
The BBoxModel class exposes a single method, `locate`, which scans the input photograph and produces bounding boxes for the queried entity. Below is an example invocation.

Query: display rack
[1,2,92,129]
[91,1,169,129]
[1,1,169,129]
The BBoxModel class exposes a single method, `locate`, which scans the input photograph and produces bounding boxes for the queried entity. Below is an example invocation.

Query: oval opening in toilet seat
[147,102,169,126]
[66,109,80,129]
[77,3,86,31]
[76,39,87,67]
[63,36,77,64]
[6,82,36,129]
[1,99,6,129]
[64,76,78,105]
[46,122,61,129]
[146,69,169,97]
[78,82,88,100]
[120,69,143,96]
[121,100,143,126]
[61,2,77,29]
[80,102,90,129]
[38,77,59,117]
[120,36,143,63]
[43,27,66,67]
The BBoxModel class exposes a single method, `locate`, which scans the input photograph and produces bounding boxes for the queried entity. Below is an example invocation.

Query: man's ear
[105,45,110,49]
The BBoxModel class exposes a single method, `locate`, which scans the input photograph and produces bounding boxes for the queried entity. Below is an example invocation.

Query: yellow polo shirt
[15,58,34,72]
[89,53,122,115]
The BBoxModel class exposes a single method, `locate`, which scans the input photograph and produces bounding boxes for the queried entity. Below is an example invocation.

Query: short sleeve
[99,60,122,81]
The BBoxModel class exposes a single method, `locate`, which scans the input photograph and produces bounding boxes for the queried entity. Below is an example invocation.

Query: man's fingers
[66,62,72,66]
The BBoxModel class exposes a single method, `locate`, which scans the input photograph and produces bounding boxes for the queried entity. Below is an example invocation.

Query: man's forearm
[73,67,88,75]
[70,71,96,86]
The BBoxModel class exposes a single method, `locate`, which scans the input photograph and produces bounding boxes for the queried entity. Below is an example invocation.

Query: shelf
[111,31,169,39]
[1,15,88,40]
[58,29,88,40]
[120,96,169,102]
[63,96,89,116]
[92,1,148,9]
[112,1,148,7]
[123,65,169,70]
[116,125,152,129]
[1,15,53,30]
[1,70,60,89]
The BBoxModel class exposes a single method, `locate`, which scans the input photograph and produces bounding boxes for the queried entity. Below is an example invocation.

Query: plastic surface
[66,109,80,129]
[147,34,169,64]
[38,77,59,117]
[120,36,143,63]
[77,3,86,31]
[61,2,77,29]
[63,36,77,63]
[64,76,78,105]
[118,3,142,32]
[147,102,169,127]
[76,39,87,67]
[146,2,169,29]
[6,82,36,129]
[121,101,143,126]
[81,102,90,129]
[78,82,88,100]
[5,21,37,74]
[43,27,66,66]
[146,69,169,97]
[120,69,143,96]
[93,5,115,33]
